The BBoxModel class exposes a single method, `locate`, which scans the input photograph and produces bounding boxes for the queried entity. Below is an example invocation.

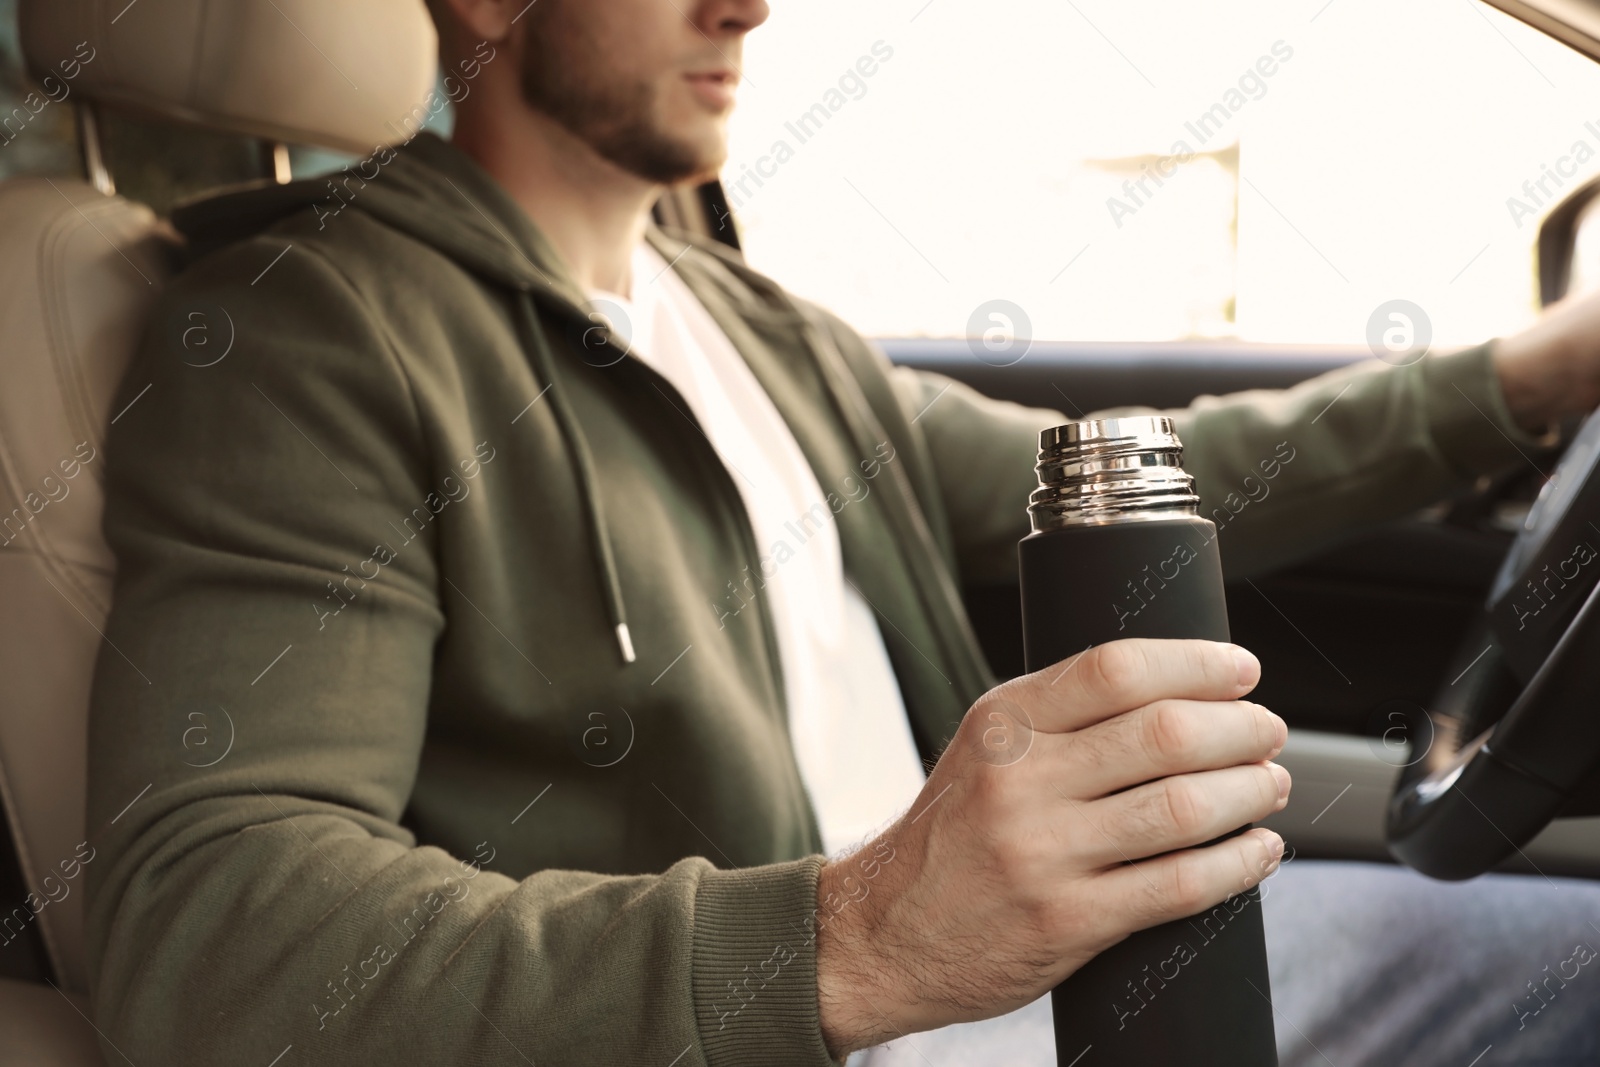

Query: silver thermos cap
[1028,415,1201,532]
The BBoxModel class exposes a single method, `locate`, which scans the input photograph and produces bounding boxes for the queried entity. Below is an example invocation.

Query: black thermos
[1018,416,1277,1067]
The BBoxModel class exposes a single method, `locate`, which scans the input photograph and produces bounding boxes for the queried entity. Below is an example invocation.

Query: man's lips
[685,70,738,110]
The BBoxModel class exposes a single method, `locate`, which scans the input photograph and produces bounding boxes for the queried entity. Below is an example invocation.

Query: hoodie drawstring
[513,292,636,665]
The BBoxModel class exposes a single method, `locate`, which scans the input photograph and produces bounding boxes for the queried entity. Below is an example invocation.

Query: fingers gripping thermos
[1018,416,1279,1067]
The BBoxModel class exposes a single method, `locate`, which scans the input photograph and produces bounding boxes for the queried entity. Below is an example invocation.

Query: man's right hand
[814,639,1290,1057]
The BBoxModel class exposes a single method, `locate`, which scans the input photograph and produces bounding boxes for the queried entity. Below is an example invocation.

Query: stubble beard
[518,12,720,185]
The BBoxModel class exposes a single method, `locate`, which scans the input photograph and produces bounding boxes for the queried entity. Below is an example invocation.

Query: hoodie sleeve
[84,237,836,1067]
[830,327,1546,584]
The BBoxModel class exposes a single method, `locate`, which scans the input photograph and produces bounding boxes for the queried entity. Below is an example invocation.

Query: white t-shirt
[589,243,927,857]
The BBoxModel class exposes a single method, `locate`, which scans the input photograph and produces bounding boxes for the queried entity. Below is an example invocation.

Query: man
[84,0,1600,1064]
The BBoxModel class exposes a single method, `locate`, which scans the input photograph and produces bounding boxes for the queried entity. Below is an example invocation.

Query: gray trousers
[854,859,1600,1066]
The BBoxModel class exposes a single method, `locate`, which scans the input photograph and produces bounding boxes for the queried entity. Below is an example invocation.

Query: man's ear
[434,0,522,45]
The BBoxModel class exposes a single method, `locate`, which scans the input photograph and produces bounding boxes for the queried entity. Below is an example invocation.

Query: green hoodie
[85,131,1540,1066]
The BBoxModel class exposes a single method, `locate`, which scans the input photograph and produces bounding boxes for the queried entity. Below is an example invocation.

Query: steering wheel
[1387,411,1600,880]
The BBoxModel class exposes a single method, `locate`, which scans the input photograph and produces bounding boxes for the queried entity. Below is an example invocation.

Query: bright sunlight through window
[725,0,1600,346]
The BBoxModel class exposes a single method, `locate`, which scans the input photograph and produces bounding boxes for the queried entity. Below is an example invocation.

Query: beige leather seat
[0,3,436,1061]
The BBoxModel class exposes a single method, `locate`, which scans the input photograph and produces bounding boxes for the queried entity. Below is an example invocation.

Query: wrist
[1492,333,1558,435]
[815,840,904,1058]
[1491,307,1600,437]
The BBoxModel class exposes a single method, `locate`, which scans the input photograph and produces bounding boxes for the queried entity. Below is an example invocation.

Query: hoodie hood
[174,134,805,328]
[176,133,579,302]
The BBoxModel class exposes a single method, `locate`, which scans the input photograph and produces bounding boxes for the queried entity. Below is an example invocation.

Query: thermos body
[1019,517,1229,655]
[1018,417,1277,1067]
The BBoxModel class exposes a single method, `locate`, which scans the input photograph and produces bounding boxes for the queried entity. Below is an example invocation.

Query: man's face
[518,0,769,185]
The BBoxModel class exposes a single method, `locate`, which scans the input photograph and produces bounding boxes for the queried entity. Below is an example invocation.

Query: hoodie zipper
[528,291,823,850]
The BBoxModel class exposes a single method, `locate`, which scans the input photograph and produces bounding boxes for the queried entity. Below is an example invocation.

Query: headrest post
[75,102,114,197]
[269,142,292,185]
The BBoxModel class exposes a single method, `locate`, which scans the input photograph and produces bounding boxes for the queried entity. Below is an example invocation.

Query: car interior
[7,0,1600,1063]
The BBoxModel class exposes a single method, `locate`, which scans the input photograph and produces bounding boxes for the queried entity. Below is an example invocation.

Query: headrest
[19,0,439,155]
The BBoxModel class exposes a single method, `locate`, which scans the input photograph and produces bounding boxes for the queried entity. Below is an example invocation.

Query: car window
[0,0,77,181]
[726,0,1600,347]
